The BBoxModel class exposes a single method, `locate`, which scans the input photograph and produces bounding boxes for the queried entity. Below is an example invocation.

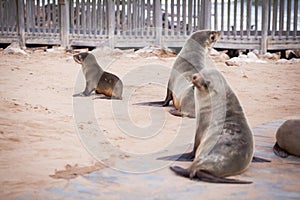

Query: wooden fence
[0,0,299,53]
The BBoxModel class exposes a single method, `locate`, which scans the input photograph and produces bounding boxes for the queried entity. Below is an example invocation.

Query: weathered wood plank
[221,0,224,35]
[59,0,70,48]
[294,0,298,38]
[227,0,231,38]
[17,0,25,47]
[246,0,251,39]
[171,0,175,35]
[261,0,269,54]
[279,0,284,39]
[286,0,291,38]
[176,0,180,35]
[107,0,115,47]
[271,0,277,39]
[240,0,244,39]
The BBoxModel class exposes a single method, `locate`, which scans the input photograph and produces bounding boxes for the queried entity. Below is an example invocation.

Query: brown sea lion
[273,119,300,158]
[135,30,220,118]
[73,52,123,99]
[170,68,254,184]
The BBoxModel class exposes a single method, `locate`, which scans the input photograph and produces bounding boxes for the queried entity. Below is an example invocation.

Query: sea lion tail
[170,165,252,184]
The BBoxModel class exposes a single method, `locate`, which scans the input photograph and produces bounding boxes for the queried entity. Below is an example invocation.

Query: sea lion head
[73,52,89,64]
[190,30,221,48]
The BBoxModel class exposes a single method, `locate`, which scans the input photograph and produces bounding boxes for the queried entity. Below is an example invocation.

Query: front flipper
[273,142,289,158]
[170,165,252,184]
[252,156,271,162]
[73,92,88,97]
[169,108,195,118]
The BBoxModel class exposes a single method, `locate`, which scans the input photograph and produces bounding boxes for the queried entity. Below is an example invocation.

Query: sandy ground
[0,47,299,199]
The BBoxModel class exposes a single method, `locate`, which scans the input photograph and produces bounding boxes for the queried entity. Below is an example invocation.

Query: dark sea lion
[136,30,220,118]
[273,119,300,158]
[170,68,254,184]
[73,52,123,99]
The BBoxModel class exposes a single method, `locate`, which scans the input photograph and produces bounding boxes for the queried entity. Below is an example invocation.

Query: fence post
[59,0,70,49]
[17,0,25,47]
[154,0,162,46]
[107,0,115,48]
[261,0,269,54]
[200,0,211,29]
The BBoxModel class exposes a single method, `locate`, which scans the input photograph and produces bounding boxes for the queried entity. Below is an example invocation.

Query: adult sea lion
[170,68,254,184]
[273,119,300,158]
[73,52,123,99]
[136,30,220,118]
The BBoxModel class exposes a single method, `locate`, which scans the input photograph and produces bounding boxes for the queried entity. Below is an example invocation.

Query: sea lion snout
[192,73,201,84]
[211,31,221,42]
[73,52,89,64]
[192,73,210,91]
[73,54,82,64]
[192,73,203,87]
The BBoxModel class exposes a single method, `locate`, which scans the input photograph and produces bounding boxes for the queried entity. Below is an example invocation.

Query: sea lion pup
[136,30,220,118]
[273,119,300,158]
[170,68,254,184]
[73,52,123,99]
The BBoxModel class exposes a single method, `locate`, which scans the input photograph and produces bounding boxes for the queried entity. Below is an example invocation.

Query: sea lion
[136,30,220,118]
[73,52,123,99]
[170,68,254,184]
[273,119,300,158]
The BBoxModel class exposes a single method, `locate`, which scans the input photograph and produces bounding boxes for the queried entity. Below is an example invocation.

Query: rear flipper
[170,165,252,184]
[169,166,190,177]
[133,101,166,107]
[273,142,289,158]
[157,151,195,162]
[252,156,271,162]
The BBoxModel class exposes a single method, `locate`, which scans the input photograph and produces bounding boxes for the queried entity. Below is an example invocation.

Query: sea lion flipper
[177,151,195,161]
[273,142,289,158]
[170,166,190,178]
[162,88,172,107]
[170,166,252,184]
[196,171,252,184]
[73,92,88,97]
[133,101,166,107]
[252,156,271,162]
[157,152,195,161]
